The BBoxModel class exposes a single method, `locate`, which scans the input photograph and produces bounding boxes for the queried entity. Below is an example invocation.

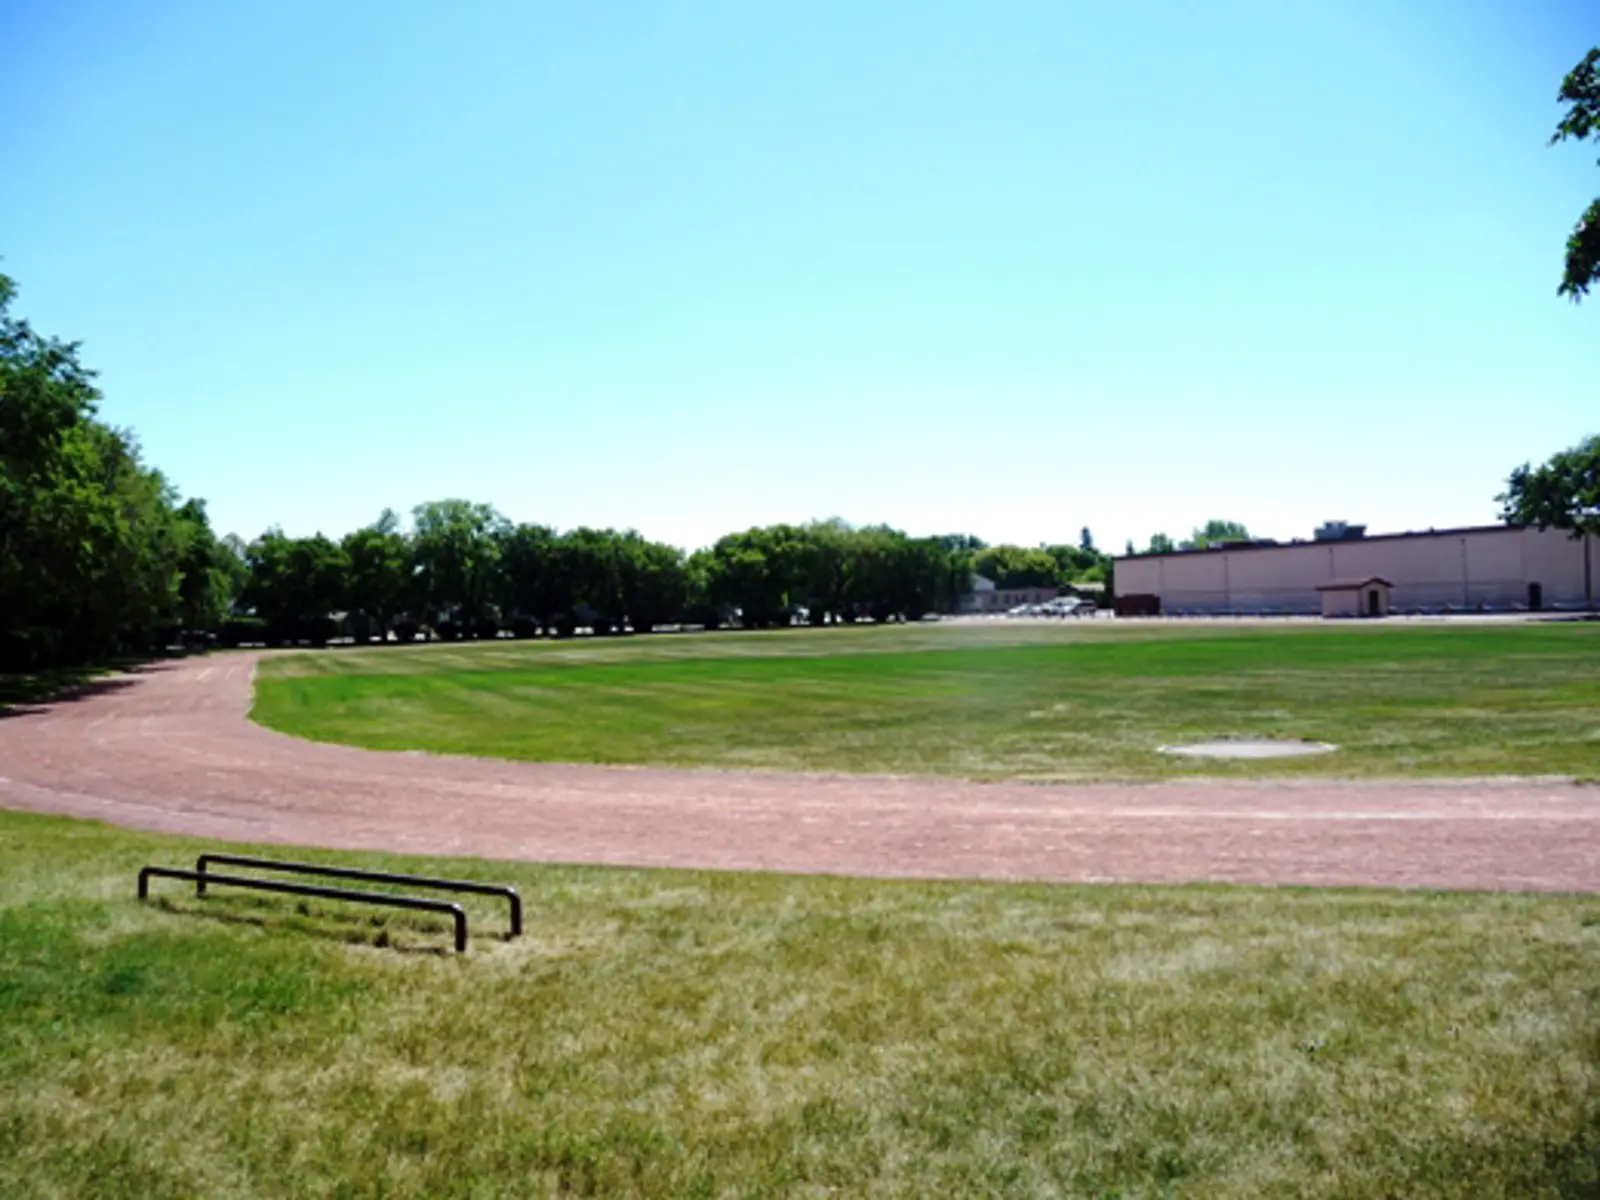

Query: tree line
[236,512,1116,648]
[1128,520,1253,556]
[238,509,991,647]
[240,515,1126,649]
[2,268,1117,666]
[11,247,1587,673]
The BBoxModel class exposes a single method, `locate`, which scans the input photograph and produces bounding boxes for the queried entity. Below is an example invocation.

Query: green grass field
[2,809,1597,1197]
[254,621,1600,780]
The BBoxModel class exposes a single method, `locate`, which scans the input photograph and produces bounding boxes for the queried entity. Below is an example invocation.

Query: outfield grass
[254,621,1600,780]
[1,809,1596,1197]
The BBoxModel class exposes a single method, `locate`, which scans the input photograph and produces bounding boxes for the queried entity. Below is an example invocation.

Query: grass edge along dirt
[1,807,1597,1197]
[253,620,1600,781]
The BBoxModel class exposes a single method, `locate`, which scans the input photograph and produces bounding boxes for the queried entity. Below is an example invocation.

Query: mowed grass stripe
[254,622,1600,779]
[2,809,1597,1197]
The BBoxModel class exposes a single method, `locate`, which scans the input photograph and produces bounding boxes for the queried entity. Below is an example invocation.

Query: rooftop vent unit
[1314,521,1366,542]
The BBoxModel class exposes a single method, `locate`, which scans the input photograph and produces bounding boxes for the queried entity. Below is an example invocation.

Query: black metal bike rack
[139,866,470,952]
[193,853,522,938]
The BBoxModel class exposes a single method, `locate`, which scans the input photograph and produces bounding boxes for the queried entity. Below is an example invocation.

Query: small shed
[1316,576,1394,619]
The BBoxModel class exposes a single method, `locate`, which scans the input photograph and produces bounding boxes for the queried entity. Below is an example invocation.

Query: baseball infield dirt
[1,653,1596,891]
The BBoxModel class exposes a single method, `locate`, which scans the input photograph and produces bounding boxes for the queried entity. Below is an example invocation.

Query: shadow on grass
[147,894,462,957]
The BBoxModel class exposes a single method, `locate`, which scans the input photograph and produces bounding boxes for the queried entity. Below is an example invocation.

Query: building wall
[959,583,1059,613]
[1114,527,1596,615]
[994,586,1060,610]
[958,581,997,614]
[1321,589,1361,618]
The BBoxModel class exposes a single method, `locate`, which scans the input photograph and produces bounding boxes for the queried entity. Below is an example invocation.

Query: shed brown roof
[1315,577,1395,591]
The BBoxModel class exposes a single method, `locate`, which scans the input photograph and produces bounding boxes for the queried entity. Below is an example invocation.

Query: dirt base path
[2,654,1597,892]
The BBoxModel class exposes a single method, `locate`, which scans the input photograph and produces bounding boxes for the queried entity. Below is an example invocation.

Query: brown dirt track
[2,652,1597,892]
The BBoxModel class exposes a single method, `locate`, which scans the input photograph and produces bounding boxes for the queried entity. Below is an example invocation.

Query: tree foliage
[966,541,1111,592]
[342,512,412,643]
[1553,47,1600,300]
[1,271,227,669]
[410,500,508,636]
[0,264,1122,663]
[692,522,965,629]
[1500,434,1600,537]
[1180,519,1251,550]
[241,531,348,645]
[973,545,1059,590]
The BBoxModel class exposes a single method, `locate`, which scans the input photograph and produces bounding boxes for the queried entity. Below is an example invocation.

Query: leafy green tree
[1,271,110,665]
[555,528,625,634]
[1500,434,1600,537]
[411,500,508,636]
[901,534,967,619]
[218,533,251,610]
[841,525,899,621]
[934,533,986,554]
[1044,543,1105,584]
[242,531,348,645]
[972,545,1059,589]
[682,548,723,628]
[615,532,687,633]
[1553,48,1600,299]
[342,511,412,642]
[708,525,810,627]
[499,522,560,632]
[1180,520,1251,550]
[174,499,233,631]
[1,270,200,667]
[1146,533,1176,554]
[795,519,852,623]
[930,536,979,613]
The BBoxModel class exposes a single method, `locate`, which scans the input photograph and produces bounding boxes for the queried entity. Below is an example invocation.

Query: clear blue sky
[3,1,1594,553]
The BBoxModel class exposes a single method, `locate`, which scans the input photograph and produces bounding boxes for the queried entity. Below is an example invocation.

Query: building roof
[1315,577,1395,591]
[1114,523,1527,563]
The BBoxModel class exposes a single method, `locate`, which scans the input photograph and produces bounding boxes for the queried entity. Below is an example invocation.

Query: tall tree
[555,527,625,634]
[242,531,348,645]
[796,519,852,623]
[972,545,1059,589]
[218,533,251,609]
[1044,542,1106,584]
[410,500,508,635]
[707,525,810,628]
[1553,48,1600,299]
[174,499,233,631]
[1,270,199,667]
[1500,434,1600,537]
[499,522,560,631]
[342,510,412,642]
[615,531,687,633]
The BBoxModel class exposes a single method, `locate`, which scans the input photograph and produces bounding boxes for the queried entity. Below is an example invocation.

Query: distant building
[1113,524,1597,616]
[960,575,1060,614]
[1316,576,1393,619]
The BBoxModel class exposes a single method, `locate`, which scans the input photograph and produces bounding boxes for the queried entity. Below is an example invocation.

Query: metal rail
[194,853,522,938]
[138,866,469,952]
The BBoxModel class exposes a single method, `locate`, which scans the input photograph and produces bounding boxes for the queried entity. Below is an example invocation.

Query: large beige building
[1113,524,1597,616]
